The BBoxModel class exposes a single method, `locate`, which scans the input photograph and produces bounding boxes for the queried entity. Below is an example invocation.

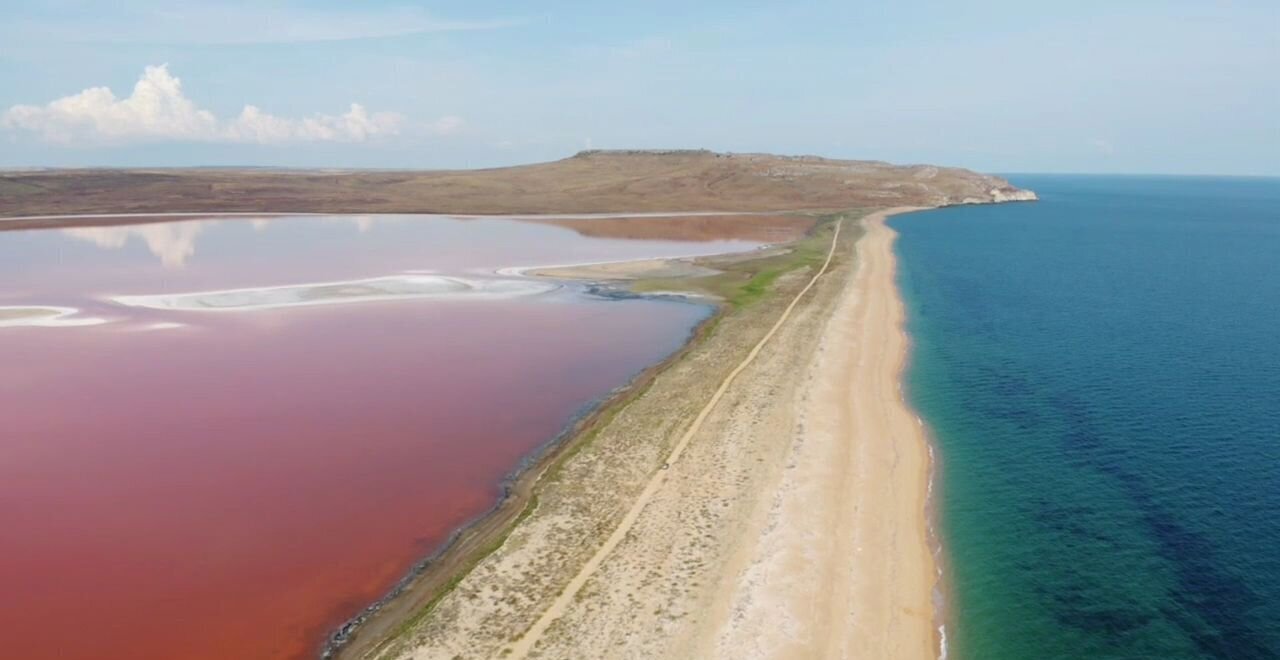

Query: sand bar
[353,208,938,660]
[110,275,560,312]
[694,208,938,659]
[509,207,937,659]
[0,305,106,327]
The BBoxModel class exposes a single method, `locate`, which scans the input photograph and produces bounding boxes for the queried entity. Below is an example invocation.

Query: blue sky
[1,1,1276,174]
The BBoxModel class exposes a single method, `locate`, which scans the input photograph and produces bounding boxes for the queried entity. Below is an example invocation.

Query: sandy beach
[670,207,938,660]
[342,207,939,660]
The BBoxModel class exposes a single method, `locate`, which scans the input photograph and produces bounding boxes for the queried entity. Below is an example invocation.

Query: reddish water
[0,215,736,659]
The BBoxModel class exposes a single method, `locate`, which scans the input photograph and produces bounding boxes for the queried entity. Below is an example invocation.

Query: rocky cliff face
[955,185,1040,205]
[992,187,1040,203]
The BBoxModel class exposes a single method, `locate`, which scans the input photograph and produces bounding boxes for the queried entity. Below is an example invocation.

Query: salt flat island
[0,151,1036,660]
[0,305,106,327]
[110,275,562,312]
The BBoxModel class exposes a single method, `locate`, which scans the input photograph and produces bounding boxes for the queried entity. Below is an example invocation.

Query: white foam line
[924,431,949,660]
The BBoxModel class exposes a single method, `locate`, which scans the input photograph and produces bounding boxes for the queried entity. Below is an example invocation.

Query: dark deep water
[893,176,1280,659]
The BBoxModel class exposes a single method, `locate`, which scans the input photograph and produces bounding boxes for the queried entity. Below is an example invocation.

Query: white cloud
[227,103,402,143]
[2,65,408,145]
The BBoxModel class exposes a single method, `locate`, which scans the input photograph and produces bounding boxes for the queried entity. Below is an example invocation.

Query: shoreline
[871,210,949,659]
[493,245,770,279]
[891,216,952,660]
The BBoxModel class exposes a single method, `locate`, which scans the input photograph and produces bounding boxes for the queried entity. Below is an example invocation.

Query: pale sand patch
[0,306,106,327]
[109,274,560,312]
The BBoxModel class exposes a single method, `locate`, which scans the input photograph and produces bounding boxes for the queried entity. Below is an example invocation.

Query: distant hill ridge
[574,149,718,157]
[574,149,878,163]
[0,150,1036,219]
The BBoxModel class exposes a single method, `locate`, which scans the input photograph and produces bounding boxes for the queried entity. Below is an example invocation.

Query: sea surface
[893,176,1280,659]
[0,214,758,660]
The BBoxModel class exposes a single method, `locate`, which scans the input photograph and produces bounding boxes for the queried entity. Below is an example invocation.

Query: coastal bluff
[0,150,1034,219]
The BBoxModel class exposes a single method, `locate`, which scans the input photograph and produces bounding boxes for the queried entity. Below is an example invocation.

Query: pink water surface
[0,215,727,659]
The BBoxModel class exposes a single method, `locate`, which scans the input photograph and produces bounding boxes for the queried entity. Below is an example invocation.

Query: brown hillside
[0,150,1032,218]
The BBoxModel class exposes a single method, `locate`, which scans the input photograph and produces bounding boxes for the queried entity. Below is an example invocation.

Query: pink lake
[0,214,758,660]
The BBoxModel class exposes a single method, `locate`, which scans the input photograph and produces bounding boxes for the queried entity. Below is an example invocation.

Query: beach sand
[356,208,938,660]
[692,207,938,659]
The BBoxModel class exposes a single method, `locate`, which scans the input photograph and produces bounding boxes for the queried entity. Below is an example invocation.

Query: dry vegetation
[1,149,1027,218]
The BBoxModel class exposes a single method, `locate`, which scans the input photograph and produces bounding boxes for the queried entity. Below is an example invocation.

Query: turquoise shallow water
[893,176,1280,659]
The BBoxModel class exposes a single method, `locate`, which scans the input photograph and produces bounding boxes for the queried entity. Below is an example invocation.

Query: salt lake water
[0,214,759,660]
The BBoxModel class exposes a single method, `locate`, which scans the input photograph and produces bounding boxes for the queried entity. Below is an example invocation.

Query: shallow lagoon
[0,214,759,660]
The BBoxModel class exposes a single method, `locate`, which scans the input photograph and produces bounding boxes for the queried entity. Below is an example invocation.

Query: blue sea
[892,176,1280,659]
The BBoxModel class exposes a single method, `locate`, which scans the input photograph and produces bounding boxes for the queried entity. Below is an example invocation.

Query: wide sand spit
[362,207,940,660]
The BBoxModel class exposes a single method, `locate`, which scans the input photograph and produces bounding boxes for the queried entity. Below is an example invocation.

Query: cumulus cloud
[2,65,407,145]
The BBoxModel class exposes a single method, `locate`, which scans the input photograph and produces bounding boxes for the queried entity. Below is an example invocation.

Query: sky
[0,1,1276,175]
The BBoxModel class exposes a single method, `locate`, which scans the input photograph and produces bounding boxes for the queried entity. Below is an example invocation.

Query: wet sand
[361,208,939,660]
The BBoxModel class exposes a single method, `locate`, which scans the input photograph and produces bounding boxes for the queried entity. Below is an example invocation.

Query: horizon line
[2,164,1276,179]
